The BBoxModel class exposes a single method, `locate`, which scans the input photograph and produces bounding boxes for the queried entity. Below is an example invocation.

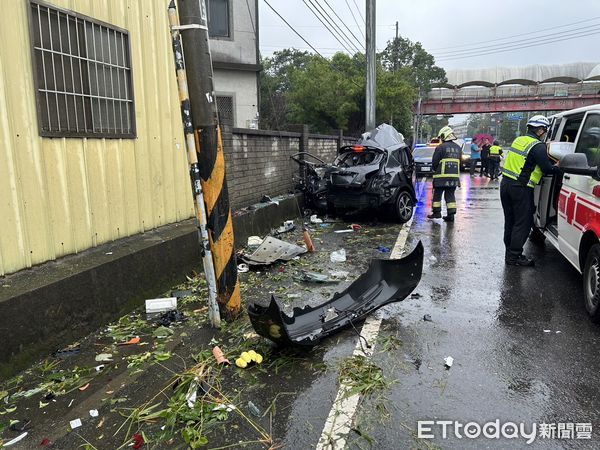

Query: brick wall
[221,127,355,209]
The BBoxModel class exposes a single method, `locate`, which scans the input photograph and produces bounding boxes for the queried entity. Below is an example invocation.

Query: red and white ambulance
[533,104,600,321]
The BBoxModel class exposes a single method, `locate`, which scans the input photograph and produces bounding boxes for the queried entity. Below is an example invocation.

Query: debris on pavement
[411,293,422,299]
[3,432,28,447]
[40,438,51,447]
[9,419,31,432]
[330,270,350,279]
[235,350,263,368]
[132,432,145,449]
[423,314,433,322]
[334,229,353,234]
[95,353,113,362]
[157,310,187,327]
[212,346,231,365]
[213,404,236,412]
[303,228,315,252]
[377,246,391,253]
[89,409,99,417]
[242,236,307,266]
[54,345,81,358]
[429,255,438,263]
[248,241,424,346]
[330,249,347,262]
[310,214,323,224]
[444,356,454,369]
[69,418,82,429]
[145,297,177,314]
[351,224,362,231]
[247,401,261,417]
[273,220,295,235]
[78,383,90,391]
[296,271,337,283]
[118,336,141,346]
[247,236,263,246]
[237,263,250,273]
[543,329,551,333]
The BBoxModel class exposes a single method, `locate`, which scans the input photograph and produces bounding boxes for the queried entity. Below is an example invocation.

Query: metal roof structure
[438,63,600,88]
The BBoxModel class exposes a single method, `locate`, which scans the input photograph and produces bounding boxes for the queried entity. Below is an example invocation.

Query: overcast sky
[259,0,600,71]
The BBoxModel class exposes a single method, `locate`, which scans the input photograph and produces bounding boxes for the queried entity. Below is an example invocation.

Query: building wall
[213,69,258,128]
[0,0,194,276]
[209,0,257,66]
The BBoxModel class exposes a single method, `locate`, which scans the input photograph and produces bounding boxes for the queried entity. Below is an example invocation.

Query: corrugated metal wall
[0,0,194,276]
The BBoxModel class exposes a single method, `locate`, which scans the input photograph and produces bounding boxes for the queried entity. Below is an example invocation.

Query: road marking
[316,177,426,450]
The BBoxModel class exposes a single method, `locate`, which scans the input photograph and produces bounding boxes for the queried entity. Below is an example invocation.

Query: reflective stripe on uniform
[447,202,457,209]
[432,202,442,207]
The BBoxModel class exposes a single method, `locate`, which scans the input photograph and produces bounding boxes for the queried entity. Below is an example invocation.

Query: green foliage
[380,36,446,94]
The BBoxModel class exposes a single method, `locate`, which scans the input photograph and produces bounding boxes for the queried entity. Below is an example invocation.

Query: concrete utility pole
[177,0,241,320]
[168,1,220,327]
[365,0,376,131]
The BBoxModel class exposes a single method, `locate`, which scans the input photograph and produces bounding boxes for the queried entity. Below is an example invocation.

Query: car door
[558,112,600,270]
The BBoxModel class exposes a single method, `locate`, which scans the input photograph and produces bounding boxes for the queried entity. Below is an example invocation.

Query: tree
[380,36,446,95]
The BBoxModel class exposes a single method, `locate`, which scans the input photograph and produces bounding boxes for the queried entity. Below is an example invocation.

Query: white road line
[316,176,426,450]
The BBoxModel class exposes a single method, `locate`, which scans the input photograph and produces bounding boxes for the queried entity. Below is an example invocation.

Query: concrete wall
[223,128,355,209]
[213,69,258,128]
[209,0,257,66]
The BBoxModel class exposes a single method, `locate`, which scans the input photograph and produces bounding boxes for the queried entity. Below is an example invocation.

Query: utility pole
[176,0,241,320]
[365,0,376,131]
[168,1,220,327]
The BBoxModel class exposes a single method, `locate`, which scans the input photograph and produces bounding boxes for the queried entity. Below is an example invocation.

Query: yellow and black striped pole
[176,0,241,320]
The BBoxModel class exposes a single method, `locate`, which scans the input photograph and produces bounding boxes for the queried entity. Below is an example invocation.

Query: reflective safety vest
[501,135,543,188]
[489,145,502,156]
[432,141,461,188]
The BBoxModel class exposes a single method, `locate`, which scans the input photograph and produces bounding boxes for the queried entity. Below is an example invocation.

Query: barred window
[29,1,135,138]
[217,96,234,127]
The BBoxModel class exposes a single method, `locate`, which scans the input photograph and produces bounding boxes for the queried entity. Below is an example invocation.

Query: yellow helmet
[437,126,456,141]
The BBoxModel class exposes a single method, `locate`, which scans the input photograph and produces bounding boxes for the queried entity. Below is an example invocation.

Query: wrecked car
[248,241,423,347]
[291,124,417,222]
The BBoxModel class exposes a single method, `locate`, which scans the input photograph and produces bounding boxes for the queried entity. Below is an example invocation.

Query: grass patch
[338,355,393,398]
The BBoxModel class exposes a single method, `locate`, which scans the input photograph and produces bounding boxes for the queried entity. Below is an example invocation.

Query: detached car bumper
[248,241,424,347]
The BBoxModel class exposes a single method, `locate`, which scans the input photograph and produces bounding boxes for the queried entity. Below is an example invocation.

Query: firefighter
[428,126,462,222]
[488,140,503,179]
[500,115,561,266]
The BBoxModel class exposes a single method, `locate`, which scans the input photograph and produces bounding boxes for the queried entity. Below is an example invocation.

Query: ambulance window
[574,114,600,167]
[560,114,584,142]
[548,118,561,141]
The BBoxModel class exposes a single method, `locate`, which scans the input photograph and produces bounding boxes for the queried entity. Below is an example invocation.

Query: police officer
[428,126,461,222]
[488,140,503,179]
[500,115,561,266]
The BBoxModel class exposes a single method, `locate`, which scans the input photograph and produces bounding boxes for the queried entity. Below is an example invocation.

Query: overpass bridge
[420,63,600,115]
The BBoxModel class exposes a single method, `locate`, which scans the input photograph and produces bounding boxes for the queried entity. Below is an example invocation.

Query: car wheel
[395,191,414,223]
[583,244,600,322]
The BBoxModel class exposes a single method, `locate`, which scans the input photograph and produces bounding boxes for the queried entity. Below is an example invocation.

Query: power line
[434,23,600,57]
[436,29,600,61]
[430,15,600,51]
[351,0,365,24]
[345,0,365,39]
[261,0,363,88]
[323,0,365,50]
[303,0,360,54]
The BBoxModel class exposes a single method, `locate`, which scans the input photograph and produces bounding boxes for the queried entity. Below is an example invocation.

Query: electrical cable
[436,28,600,61]
[345,0,365,40]
[430,15,600,51]
[303,0,360,54]
[323,0,365,50]
[262,0,363,88]
[434,23,600,57]
[351,0,365,25]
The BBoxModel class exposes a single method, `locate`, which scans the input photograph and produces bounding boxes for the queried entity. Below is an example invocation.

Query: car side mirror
[560,153,600,180]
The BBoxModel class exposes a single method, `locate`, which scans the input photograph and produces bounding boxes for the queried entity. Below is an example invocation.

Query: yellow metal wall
[0,0,194,276]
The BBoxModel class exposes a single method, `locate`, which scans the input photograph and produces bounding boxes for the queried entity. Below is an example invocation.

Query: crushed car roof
[358,123,406,151]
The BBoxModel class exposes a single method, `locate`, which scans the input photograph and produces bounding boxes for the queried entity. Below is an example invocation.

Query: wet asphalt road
[281,174,600,450]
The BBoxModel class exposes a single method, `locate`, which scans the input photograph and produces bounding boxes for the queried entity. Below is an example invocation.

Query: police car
[533,105,600,321]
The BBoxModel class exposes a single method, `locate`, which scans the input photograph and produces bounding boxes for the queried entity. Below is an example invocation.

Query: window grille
[217,96,234,127]
[29,0,135,138]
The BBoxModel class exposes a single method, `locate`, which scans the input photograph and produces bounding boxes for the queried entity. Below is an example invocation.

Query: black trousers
[432,187,457,216]
[488,158,500,179]
[469,158,482,176]
[500,178,534,259]
[481,157,489,175]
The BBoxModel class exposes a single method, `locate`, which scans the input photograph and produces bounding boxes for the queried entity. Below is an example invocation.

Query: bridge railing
[428,82,600,101]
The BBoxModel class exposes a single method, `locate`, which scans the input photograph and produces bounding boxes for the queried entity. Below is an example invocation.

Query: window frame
[207,0,233,40]
[574,112,600,167]
[27,0,136,139]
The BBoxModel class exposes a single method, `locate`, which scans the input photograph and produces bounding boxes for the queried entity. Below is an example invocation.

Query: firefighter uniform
[488,143,503,179]
[430,134,462,222]
[500,116,560,266]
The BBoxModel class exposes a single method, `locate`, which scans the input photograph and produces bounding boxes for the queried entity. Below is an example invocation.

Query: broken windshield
[335,150,384,168]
